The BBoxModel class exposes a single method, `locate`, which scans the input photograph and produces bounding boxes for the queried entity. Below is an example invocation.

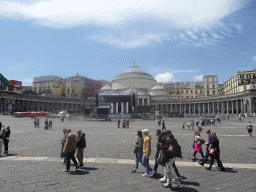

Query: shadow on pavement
[68,170,90,175]
[223,167,237,173]
[81,167,98,171]
[180,181,200,187]
[248,148,256,150]
[1,153,17,157]
[172,187,199,192]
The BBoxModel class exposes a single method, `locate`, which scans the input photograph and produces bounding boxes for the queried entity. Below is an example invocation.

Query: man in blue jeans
[198,129,212,166]
[141,129,155,177]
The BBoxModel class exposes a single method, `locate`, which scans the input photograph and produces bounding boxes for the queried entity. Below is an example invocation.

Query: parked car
[216,115,226,119]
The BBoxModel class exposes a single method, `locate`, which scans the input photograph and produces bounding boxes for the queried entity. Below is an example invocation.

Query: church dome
[151,85,165,91]
[112,64,157,91]
[150,84,166,96]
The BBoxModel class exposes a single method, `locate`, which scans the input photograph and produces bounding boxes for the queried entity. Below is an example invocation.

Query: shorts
[248,129,252,133]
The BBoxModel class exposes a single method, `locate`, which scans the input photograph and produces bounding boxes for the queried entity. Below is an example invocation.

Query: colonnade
[154,98,254,116]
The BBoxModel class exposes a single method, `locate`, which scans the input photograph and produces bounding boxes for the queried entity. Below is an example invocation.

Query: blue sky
[0,0,255,86]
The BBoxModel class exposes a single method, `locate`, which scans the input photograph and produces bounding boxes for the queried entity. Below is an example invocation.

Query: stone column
[203,103,205,115]
[236,100,239,114]
[189,103,191,115]
[208,102,210,115]
[116,102,119,114]
[111,102,114,114]
[227,101,229,115]
[170,104,173,113]
[213,102,215,115]
[194,103,196,115]
[126,102,129,114]
[222,102,224,114]
[241,99,243,114]
[142,99,145,106]
[162,104,164,115]
[121,102,124,114]
[232,100,234,114]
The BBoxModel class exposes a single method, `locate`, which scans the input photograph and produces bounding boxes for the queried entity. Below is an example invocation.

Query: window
[212,78,214,82]
[186,90,188,94]
[207,85,209,89]
[191,96,193,98]
[191,90,193,93]
[195,90,197,94]
[200,90,202,94]
[207,91,209,95]
[240,74,244,79]
[177,91,179,94]
[182,96,183,98]
[187,96,189,98]
[213,91,215,95]
[213,84,215,88]
[181,90,183,93]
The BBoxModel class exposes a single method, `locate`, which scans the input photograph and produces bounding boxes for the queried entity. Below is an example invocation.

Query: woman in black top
[131,130,144,172]
[206,132,225,171]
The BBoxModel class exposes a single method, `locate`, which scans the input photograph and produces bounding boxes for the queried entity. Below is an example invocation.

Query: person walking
[247,122,253,137]
[45,119,48,130]
[141,129,155,177]
[49,120,52,129]
[153,129,162,174]
[206,132,225,172]
[62,128,80,172]
[126,119,129,128]
[61,129,67,164]
[34,119,37,128]
[158,119,161,126]
[131,130,144,173]
[76,129,86,167]
[191,130,205,162]
[122,119,126,128]
[187,121,191,130]
[3,126,11,154]
[160,132,181,188]
[198,129,213,166]
[195,119,199,128]
[162,120,166,131]
[117,119,120,128]
[190,119,194,130]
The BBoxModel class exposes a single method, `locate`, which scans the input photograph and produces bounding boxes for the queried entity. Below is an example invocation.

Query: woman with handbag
[206,132,225,171]
[131,130,144,173]
[191,130,205,162]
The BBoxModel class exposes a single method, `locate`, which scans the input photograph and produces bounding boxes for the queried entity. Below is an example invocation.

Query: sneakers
[142,172,150,177]
[76,164,80,169]
[130,169,136,173]
[149,170,155,177]
[176,180,181,188]
[159,176,167,183]
[206,167,211,171]
[62,169,69,172]
[198,161,204,166]
[178,177,182,181]
[220,168,225,172]
[163,183,172,188]
[191,159,196,162]
[61,162,66,165]
[80,164,84,168]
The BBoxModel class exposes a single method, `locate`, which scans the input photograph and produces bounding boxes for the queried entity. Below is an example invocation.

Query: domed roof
[100,84,112,90]
[113,64,155,81]
[151,85,165,91]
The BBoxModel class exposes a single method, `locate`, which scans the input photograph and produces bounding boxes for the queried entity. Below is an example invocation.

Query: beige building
[219,69,256,95]
[33,75,64,98]
[203,75,218,96]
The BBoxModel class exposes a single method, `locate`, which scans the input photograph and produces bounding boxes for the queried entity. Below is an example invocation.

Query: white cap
[142,129,149,133]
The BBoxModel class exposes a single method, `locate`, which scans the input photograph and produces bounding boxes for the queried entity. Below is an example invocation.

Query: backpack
[172,138,182,158]
[157,150,166,166]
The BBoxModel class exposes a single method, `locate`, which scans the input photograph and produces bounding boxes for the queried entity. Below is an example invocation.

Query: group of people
[0,121,11,155]
[117,119,129,128]
[61,128,86,172]
[44,119,52,130]
[131,128,182,188]
[34,118,40,128]
[191,127,225,172]
[156,119,166,131]
[184,118,220,131]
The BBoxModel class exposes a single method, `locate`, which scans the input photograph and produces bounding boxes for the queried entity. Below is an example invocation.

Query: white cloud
[194,75,204,81]
[172,70,197,74]
[0,0,248,48]
[155,72,174,83]
[252,56,256,62]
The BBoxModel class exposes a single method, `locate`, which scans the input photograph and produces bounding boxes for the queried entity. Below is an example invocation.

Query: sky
[0,0,256,86]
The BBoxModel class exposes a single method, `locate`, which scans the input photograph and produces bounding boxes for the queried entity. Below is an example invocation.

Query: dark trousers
[172,162,180,177]
[193,151,204,158]
[209,153,224,169]
[154,151,160,172]
[66,151,78,170]
[4,139,9,153]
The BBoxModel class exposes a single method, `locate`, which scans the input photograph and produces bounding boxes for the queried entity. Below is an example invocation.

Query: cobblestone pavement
[0,115,256,191]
